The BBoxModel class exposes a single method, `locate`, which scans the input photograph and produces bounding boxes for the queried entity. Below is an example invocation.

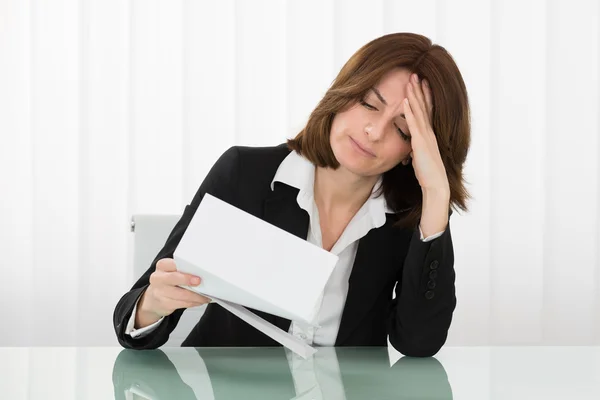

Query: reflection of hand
[111,349,198,400]
[113,347,297,400]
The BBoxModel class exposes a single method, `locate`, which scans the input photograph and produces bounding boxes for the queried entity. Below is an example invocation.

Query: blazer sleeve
[387,220,456,357]
[113,146,241,350]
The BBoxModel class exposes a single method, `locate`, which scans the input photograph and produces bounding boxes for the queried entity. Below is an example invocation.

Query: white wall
[0,0,598,346]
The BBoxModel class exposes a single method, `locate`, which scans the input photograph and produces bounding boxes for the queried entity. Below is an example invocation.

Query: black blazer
[113,144,456,357]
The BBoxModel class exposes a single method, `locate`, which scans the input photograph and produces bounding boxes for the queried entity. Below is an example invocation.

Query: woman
[113,32,470,357]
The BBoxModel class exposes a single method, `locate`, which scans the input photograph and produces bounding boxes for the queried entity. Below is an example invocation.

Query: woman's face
[330,68,413,178]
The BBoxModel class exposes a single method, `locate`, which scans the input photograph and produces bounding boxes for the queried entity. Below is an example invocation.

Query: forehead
[374,68,412,100]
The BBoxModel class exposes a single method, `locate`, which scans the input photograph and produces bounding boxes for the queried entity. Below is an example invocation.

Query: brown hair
[287,32,471,229]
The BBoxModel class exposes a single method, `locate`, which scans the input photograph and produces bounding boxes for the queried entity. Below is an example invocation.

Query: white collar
[271,151,393,225]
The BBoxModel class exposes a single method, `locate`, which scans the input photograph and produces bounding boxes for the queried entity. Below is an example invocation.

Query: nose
[364,121,384,141]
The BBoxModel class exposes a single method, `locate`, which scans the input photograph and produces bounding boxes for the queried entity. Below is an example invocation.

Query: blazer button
[429,270,438,279]
[425,290,435,300]
[430,260,439,270]
[427,280,436,289]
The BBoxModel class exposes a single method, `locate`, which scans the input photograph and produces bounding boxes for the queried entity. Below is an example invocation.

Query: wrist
[420,188,450,237]
[422,186,450,202]
[135,289,162,328]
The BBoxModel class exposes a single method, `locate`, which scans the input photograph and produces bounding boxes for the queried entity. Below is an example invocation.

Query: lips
[349,137,376,157]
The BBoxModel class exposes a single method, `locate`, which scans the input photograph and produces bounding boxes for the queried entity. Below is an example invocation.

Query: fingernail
[191,277,201,285]
[413,74,419,82]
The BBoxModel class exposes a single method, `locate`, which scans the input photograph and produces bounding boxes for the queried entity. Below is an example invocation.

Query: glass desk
[1,346,599,399]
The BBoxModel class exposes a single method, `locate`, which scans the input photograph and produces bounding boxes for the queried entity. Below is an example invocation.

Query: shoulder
[210,143,290,179]
[233,143,292,184]
[209,143,293,208]
[235,143,291,167]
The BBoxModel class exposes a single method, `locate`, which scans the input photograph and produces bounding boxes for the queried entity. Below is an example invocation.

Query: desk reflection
[112,347,453,399]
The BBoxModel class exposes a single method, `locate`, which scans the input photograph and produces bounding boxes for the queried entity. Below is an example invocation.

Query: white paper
[173,194,339,358]
[212,296,317,359]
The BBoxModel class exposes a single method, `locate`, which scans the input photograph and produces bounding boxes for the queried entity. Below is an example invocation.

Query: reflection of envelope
[173,194,339,357]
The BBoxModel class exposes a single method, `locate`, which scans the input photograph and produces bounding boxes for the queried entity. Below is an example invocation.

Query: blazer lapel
[262,182,309,332]
[335,218,405,345]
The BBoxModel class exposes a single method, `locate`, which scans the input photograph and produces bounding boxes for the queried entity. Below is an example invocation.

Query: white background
[0,0,598,347]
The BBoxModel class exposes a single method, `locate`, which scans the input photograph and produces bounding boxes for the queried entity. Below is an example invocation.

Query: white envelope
[173,193,339,358]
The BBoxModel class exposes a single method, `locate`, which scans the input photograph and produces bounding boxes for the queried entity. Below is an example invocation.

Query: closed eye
[394,123,411,142]
[359,99,377,111]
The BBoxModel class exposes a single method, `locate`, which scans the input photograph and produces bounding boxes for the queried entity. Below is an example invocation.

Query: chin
[335,150,376,177]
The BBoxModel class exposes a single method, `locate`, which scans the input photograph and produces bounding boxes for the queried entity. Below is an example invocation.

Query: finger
[162,297,206,311]
[422,79,433,120]
[404,99,426,151]
[403,98,418,138]
[156,258,177,272]
[407,80,427,126]
[151,269,202,287]
[160,285,211,305]
[409,74,427,116]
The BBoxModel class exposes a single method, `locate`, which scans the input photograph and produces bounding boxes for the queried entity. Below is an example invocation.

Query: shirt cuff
[125,295,164,338]
[419,226,445,242]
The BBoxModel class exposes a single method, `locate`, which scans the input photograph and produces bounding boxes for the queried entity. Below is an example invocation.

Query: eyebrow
[370,87,406,119]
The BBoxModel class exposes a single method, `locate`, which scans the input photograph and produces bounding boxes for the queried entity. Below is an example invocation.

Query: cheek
[331,107,362,137]
[383,137,410,166]
[330,116,343,139]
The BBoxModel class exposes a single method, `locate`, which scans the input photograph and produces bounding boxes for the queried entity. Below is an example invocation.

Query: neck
[314,166,379,216]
